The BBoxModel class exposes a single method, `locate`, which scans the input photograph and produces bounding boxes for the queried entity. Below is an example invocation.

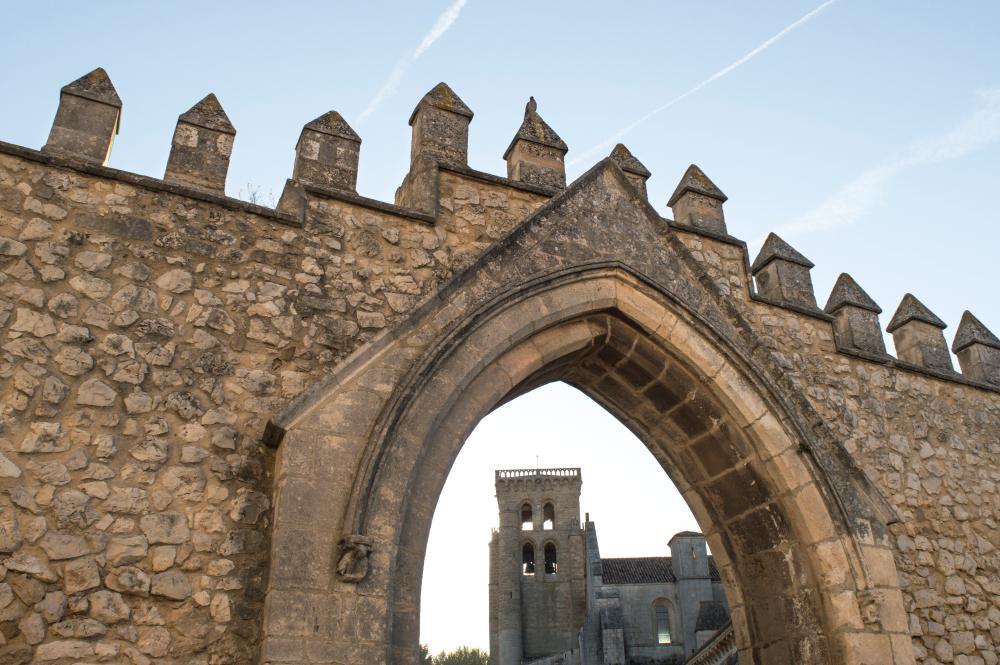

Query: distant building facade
[489,469,735,665]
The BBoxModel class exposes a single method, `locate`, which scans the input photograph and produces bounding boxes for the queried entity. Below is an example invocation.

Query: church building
[489,468,736,665]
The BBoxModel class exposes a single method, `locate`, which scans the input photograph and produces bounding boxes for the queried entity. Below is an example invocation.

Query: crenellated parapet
[14,67,1000,395]
[16,67,1000,394]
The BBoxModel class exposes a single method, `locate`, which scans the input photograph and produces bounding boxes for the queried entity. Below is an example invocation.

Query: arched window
[542,502,555,530]
[522,543,535,575]
[521,503,533,530]
[653,600,672,644]
[544,542,558,574]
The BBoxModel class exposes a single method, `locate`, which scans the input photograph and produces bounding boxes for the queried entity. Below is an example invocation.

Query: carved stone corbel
[336,534,373,583]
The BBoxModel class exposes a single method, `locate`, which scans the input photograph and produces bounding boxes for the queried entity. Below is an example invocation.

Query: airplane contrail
[569,0,840,167]
[775,86,1000,238]
[360,0,469,121]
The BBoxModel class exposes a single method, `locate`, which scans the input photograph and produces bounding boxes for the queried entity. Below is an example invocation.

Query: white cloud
[570,0,839,167]
[778,87,1000,237]
[360,0,469,120]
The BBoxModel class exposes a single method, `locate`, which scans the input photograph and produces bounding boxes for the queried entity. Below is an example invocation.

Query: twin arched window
[521,502,556,530]
[653,599,672,644]
[522,542,558,575]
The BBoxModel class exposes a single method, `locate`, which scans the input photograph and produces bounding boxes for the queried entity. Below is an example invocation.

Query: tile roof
[599,556,721,584]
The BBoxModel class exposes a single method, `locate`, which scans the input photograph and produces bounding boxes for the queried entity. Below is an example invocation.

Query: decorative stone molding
[335,534,373,583]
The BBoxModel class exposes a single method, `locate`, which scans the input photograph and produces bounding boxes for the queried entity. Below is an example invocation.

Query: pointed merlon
[751,233,814,273]
[304,110,361,143]
[408,82,473,125]
[824,273,881,315]
[178,94,235,134]
[667,164,727,207]
[61,67,122,108]
[502,97,568,159]
[609,144,651,178]
[886,294,946,333]
[952,311,1000,353]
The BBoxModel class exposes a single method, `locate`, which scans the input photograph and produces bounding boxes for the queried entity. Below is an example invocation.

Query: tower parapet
[491,468,585,665]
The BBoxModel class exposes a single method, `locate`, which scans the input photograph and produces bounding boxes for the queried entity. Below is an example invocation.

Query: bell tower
[489,468,586,665]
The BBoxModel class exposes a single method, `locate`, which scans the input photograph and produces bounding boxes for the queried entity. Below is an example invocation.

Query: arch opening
[522,543,535,576]
[266,269,910,665]
[543,542,558,575]
[521,504,533,531]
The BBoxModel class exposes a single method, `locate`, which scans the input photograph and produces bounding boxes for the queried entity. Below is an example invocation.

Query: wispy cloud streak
[360,0,468,120]
[777,87,1000,237]
[570,0,839,167]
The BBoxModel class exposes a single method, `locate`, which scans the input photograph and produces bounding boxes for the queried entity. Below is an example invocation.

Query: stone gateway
[0,69,997,665]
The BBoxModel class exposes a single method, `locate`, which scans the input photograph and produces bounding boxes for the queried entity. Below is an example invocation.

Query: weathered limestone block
[952,310,1000,385]
[668,164,727,234]
[408,82,473,166]
[609,144,652,198]
[504,98,568,189]
[292,111,362,192]
[752,233,817,309]
[42,68,121,164]
[164,94,236,192]
[887,294,953,372]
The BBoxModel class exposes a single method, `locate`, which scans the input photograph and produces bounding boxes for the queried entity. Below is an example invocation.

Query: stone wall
[0,69,998,664]
[0,75,550,663]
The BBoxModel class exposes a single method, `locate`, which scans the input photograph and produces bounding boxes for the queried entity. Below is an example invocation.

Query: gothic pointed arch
[263,159,911,665]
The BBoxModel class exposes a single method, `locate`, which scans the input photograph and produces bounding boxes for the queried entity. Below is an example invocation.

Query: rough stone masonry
[0,68,996,665]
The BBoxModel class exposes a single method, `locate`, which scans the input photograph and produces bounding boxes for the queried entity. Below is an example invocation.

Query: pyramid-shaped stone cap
[952,311,1000,353]
[667,164,727,207]
[824,273,881,314]
[751,233,814,273]
[408,82,474,125]
[609,144,651,178]
[503,97,568,159]
[178,94,235,134]
[886,293,946,333]
[303,111,361,143]
[61,67,122,108]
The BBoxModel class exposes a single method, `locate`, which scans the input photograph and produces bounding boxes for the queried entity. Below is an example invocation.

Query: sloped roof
[886,293,946,333]
[303,110,361,142]
[62,67,122,108]
[178,94,235,134]
[600,556,721,584]
[503,97,567,159]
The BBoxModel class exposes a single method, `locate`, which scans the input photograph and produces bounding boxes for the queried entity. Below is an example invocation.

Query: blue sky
[4,0,998,654]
